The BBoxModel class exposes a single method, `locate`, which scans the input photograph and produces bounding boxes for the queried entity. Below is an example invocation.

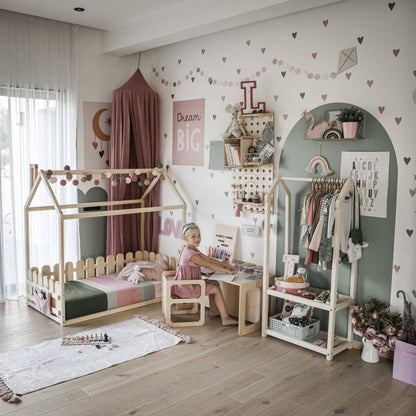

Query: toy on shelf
[223,103,246,139]
[61,332,111,346]
[303,110,330,139]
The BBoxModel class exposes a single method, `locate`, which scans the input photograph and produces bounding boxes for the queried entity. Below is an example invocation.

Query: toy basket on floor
[269,313,320,340]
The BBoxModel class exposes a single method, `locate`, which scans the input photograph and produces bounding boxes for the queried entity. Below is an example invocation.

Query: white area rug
[0,315,190,403]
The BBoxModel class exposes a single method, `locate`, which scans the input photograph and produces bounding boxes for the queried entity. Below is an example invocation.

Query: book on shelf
[224,143,240,166]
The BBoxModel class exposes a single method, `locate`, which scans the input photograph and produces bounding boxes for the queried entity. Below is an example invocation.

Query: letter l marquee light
[240,81,266,115]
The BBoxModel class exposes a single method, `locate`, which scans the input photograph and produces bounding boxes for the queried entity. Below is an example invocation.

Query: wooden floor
[1,299,415,416]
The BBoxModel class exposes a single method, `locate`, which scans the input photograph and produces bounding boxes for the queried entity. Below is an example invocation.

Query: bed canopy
[107,68,160,256]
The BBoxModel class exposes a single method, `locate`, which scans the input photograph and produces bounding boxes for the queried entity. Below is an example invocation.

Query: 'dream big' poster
[172,99,205,166]
[340,151,390,218]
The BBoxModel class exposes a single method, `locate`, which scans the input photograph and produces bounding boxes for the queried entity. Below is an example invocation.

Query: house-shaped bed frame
[24,166,186,325]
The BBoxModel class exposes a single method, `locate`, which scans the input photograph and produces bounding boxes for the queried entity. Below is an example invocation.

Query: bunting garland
[151,58,339,88]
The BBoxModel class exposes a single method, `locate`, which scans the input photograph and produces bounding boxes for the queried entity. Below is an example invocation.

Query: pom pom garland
[45,167,161,189]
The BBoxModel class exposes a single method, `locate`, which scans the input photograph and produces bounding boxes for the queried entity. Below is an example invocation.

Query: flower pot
[342,121,359,139]
[361,337,379,363]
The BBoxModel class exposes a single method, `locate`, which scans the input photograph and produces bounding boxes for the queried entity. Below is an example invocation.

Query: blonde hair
[182,222,199,237]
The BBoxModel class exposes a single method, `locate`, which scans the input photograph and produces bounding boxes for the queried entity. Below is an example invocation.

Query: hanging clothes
[300,179,356,269]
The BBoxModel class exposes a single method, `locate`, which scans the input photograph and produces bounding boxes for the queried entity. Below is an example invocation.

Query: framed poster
[172,99,205,166]
[340,151,390,218]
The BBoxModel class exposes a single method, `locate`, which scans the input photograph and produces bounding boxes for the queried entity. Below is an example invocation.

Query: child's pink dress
[171,245,215,298]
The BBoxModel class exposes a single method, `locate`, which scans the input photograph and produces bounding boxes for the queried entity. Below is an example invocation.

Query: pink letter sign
[172,99,205,166]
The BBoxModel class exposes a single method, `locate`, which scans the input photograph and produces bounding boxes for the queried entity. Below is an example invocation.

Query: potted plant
[337,106,364,138]
[351,298,404,363]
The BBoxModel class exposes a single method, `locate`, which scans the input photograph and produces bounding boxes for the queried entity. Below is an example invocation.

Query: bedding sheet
[65,275,162,320]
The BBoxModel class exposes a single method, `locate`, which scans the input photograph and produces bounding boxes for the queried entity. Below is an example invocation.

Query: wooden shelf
[266,287,353,312]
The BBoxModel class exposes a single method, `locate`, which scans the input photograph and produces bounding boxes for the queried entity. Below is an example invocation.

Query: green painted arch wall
[276,102,398,336]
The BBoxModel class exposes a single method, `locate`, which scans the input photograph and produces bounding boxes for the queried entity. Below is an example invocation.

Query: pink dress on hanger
[171,246,215,298]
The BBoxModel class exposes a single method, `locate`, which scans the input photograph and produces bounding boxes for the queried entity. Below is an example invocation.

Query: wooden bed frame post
[59,217,65,325]
[140,200,145,251]
[24,168,43,298]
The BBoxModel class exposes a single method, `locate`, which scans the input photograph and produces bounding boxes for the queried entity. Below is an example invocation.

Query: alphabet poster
[172,99,205,166]
[340,151,390,218]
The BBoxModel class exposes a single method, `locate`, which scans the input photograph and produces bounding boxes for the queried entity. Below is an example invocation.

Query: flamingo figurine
[303,111,330,139]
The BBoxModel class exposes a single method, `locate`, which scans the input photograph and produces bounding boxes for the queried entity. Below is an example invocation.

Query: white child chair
[162,271,206,327]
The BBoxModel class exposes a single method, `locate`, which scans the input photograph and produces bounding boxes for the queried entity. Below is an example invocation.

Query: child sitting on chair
[172,222,238,326]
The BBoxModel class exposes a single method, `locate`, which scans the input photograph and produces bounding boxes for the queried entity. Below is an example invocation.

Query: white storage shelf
[266,287,353,312]
[261,176,358,361]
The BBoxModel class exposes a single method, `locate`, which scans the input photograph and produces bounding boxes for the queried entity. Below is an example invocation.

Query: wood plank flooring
[1,299,415,416]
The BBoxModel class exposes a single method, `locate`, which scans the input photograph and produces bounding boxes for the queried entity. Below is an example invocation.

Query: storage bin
[269,313,320,340]
[393,337,416,386]
[274,277,309,295]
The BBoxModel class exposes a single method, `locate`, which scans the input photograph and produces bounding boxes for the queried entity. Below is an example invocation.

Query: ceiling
[0,0,344,56]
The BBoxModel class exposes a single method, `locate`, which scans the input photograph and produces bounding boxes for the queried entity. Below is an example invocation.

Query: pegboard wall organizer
[224,112,275,169]
[241,112,274,138]
[232,164,274,213]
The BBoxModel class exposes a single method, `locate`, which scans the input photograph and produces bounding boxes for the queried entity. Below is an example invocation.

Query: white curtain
[0,10,79,301]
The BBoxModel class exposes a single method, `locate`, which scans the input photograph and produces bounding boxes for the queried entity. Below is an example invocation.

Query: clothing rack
[262,175,357,360]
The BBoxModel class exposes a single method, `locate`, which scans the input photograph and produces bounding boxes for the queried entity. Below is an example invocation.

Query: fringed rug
[0,315,190,403]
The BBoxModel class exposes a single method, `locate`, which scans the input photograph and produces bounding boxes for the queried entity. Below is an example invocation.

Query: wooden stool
[162,272,206,327]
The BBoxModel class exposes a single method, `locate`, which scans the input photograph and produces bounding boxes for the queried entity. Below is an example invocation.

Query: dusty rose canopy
[106,69,160,255]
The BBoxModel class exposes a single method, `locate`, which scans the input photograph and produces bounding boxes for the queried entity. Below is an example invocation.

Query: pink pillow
[117,260,169,282]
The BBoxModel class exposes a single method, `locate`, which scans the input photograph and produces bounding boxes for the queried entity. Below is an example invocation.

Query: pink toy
[127,265,145,284]
[303,111,330,139]
[305,156,333,177]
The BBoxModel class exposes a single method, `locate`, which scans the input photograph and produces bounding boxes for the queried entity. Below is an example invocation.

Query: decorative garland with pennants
[151,58,342,89]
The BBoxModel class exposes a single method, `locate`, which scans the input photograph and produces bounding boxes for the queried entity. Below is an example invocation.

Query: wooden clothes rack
[262,175,357,361]
[24,167,186,325]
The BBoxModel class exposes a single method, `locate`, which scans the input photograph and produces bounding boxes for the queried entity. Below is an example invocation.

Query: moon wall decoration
[92,108,111,142]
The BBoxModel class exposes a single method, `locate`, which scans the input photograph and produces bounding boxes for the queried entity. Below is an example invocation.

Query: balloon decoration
[44,164,165,188]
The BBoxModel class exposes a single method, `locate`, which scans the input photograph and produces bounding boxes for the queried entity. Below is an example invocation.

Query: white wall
[137,0,415,312]
[76,26,138,169]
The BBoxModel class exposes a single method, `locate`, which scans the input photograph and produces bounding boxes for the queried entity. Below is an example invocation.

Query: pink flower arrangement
[351,298,404,352]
